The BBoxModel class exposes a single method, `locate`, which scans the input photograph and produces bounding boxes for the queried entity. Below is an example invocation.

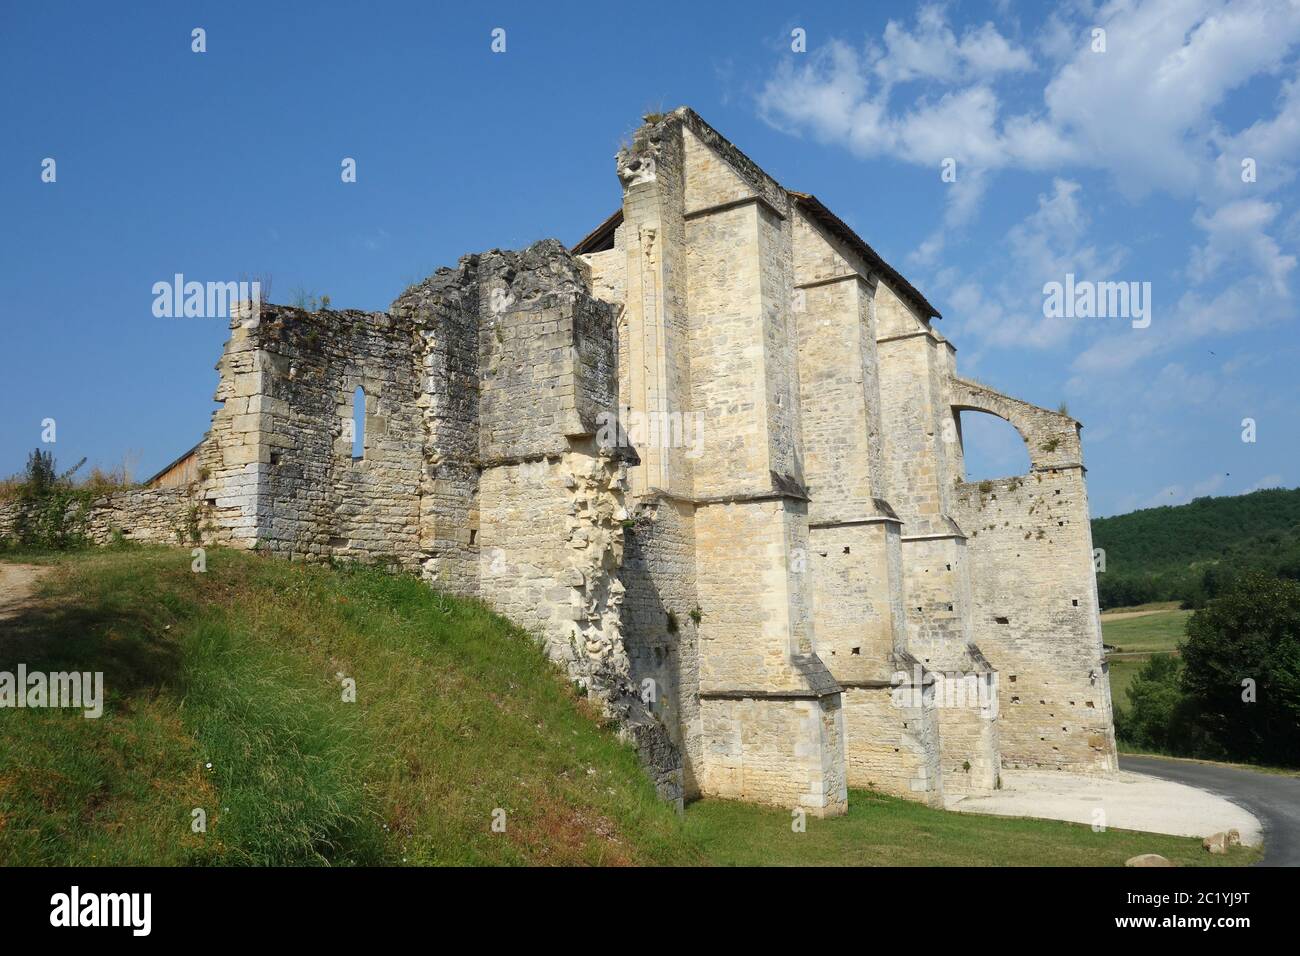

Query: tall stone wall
[198,303,425,567]
[194,240,688,804]
[392,261,482,596]
[946,376,1115,772]
[951,468,1116,771]
[841,671,942,807]
[628,113,848,815]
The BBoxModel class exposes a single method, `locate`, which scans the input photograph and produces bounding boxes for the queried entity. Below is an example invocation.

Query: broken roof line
[573,107,940,320]
[573,198,940,321]
[787,191,941,320]
[571,207,622,256]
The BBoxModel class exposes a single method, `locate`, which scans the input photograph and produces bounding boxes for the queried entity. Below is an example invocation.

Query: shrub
[1180,572,1300,766]
[1117,573,1300,768]
[2,449,93,550]
[1117,655,1209,756]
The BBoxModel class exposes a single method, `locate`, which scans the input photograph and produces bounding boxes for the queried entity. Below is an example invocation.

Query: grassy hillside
[1091,486,1300,608]
[0,546,693,865]
[0,547,1255,866]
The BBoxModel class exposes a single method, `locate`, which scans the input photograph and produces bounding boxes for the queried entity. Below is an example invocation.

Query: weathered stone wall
[0,487,201,547]
[392,261,482,595]
[699,694,847,815]
[200,304,426,568]
[945,376,1115,772]
[621,493,701,797]
[841,677,942,807]
[934,663,1000,794]
[83,487,203,546]
[952,468,1116,771]
[198,313,264,548]
[0,500,20,540]
[614,112,848,814]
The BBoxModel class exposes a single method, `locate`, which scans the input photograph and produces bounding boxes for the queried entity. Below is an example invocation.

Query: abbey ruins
[5,108,1117,814]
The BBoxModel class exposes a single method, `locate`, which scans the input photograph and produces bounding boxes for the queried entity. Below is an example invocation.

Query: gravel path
[945,766,1262,847]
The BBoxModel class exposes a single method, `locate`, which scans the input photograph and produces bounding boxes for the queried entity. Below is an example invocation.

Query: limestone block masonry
[22,107,1116,816]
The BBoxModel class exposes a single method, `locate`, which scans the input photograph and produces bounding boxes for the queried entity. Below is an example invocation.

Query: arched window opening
[352,386,366,460]
[958,410,1030,482]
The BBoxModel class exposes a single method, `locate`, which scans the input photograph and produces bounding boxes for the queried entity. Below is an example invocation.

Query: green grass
[1106,655,1151,708]
[1101,608,1191,654]
[0,547,1257,866]
[1103,607,1189,728]
[0,546,694,865]
[686,789,1257,866]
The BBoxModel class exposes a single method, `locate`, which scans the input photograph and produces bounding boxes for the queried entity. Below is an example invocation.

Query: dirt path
[0,563,53,622]
[1100,606,1183,622]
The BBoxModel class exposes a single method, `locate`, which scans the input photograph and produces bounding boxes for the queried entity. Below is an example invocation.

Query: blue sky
[2,0,1297,517]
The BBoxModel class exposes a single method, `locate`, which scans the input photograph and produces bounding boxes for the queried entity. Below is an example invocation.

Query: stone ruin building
[6,108,1117,814]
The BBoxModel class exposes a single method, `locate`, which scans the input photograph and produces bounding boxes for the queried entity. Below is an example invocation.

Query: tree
[1119,655,1209,756]
[3,449,89,550]
[21,447,57,499]
[1180,572,1300,766]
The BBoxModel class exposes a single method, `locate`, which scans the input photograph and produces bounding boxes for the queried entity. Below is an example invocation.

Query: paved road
[1120,754,1300,866]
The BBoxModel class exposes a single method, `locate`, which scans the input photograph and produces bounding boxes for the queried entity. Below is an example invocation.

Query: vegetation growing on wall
[0,450,90,550]
[0,449,138,551]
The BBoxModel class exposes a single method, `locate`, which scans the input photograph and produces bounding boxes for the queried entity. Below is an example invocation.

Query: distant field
[1107,655,1152,708]
[1100,601,1183,621]
[1102,608,1190,655]
[1103,606,1188,715]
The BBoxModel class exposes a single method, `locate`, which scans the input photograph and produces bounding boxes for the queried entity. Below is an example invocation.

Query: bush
[1118,573,1300,767]
[1116,655,1214,756]
[1,448,92,550]
[1180,572,1300,766]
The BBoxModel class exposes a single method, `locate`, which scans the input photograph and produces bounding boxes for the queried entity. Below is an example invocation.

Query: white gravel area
[944,769,1263,845]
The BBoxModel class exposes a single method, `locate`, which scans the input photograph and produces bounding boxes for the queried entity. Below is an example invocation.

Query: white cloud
[873,6,1034,85]
[1208,77,1300,201]
[933,178,1129,355]
[757,0,1300,387]
[1189,200,1296,293]
[758,38,1069,170]
[1041,0,1300,197]
[758,0,1300,200]
[1071,268,1292,376]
